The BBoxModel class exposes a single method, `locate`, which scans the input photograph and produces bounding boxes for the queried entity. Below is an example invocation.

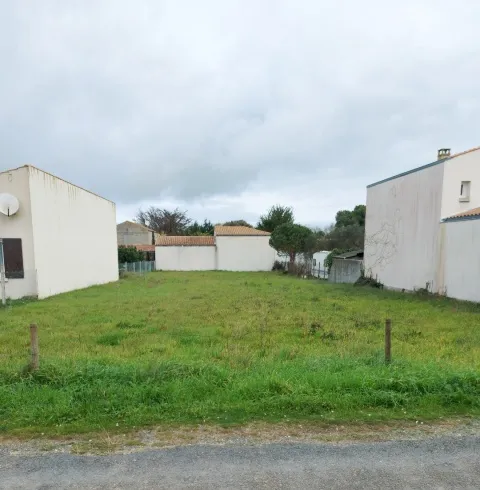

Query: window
[313,259,317,266]
[0,238,24,279]
[459,181,471,202]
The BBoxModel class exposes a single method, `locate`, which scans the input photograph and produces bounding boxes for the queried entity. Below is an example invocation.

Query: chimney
[437,148,451,160]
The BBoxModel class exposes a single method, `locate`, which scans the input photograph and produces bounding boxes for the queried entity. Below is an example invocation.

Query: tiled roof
[134,245,156,252]
[443,207,480,222]
[118,244,155,251]
[449,146,480,160]
[214,226,271,236]
[156,236,215,246]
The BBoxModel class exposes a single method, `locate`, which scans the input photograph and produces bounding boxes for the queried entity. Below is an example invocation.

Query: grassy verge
[0,272,479,435]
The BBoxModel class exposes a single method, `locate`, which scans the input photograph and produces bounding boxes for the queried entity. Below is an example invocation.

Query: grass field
[0,271,479,436]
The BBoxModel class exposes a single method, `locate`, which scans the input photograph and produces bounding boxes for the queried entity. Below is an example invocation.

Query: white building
[155,235,216,271]
[155,225,275,271]
[275,250,330,277]
[312,251,330,276]
[438,208,480,303]
[364,146,480,302]
[0,165,118,300]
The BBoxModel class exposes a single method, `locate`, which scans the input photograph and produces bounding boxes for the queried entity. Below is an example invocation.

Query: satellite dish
[0,193,20,217]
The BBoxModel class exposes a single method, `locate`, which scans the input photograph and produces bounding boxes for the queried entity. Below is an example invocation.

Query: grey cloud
[1,0,480,222]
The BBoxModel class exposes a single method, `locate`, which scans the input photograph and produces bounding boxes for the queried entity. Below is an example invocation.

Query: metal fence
[119,261,156,274]
[311,267,329,279]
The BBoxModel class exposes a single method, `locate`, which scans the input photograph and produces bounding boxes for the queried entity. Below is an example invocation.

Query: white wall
[440,219,480,302]
[156,246,216,270]
[0,167,37,299]
[441,150,480,219]
[313,251,330,269]
[364,162,445,292]
[216,236,276,271]
[28,167,118,298]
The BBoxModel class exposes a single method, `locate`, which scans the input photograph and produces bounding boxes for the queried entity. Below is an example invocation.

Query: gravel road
[1,435,479,489]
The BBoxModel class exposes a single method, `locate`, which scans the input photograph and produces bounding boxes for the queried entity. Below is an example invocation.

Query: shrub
[354,273,384,288]
[288,262,311,277]
[272,260,286,271]
[118,246,145,263]
[324,248,343,273]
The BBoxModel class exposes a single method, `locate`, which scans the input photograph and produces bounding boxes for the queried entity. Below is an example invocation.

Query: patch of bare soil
[1,418,479,456]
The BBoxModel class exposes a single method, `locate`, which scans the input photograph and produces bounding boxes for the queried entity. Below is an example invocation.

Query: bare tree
[135,207,191,235]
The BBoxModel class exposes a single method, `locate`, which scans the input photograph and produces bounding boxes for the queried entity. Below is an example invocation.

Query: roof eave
[442,215,480,223]
[367,159,447,188]
[367,146,480,189]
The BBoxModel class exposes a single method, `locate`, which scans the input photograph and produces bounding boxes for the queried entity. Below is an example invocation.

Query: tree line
[132,204,366,267]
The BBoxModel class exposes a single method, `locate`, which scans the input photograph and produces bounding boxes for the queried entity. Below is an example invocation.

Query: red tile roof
[156,236,215,246]
[444,207,480,221]
[214,225,270,236]
[449,146,480,160]
[134,244,156,252]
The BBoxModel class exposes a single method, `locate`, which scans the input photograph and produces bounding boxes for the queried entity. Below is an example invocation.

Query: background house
[155,226,275,271]
[364,146,480,301]
[275,250,331,278]
[312,251,330,278]
[0,165,118,300]
[156,236,216,271]
[117,221,159,246]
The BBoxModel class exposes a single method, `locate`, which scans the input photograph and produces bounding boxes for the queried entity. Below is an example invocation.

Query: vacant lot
[0,272,479,435]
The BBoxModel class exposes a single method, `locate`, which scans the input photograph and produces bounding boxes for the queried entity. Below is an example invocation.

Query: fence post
[385,318,392,364]
[30,323,39,371]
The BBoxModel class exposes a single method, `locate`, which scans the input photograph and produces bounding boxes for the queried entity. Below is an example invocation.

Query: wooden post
[385,318,392,364]
[30,323,39,371]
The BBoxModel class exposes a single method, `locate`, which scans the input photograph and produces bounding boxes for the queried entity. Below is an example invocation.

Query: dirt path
[1,418,479,455]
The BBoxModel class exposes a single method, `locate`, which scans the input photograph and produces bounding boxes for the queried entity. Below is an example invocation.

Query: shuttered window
[1,239,24,279]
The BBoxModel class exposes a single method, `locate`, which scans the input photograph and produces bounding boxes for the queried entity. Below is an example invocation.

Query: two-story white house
[0,165,118,300]
[364,146,480,302]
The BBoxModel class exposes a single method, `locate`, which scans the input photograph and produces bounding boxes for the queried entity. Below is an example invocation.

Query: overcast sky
[1,1,479,227]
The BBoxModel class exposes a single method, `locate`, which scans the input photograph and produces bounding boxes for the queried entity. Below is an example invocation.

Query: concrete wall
[364,162,445,292]
[216,236,276,271]
[28,167,118,298]
[328,259,363,284]
[441,151,480,219]
[0,167,37,299]
[118,230,151,246]
[155,246,216,271]
[117,222,154,246]
[440,219,480,302]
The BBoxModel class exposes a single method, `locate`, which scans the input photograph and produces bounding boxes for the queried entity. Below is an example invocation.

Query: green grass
[0,272,479,435]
